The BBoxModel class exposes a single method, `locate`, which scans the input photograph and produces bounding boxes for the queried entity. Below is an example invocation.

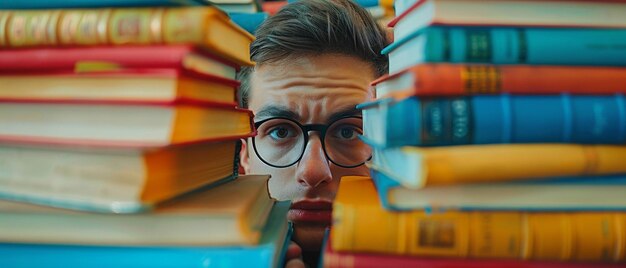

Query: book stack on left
[0,1,291,267]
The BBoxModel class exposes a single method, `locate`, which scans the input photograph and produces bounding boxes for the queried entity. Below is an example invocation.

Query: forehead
[249,54,376,122]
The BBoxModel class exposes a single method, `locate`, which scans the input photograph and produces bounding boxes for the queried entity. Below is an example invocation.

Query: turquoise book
[384,26,626,73]
[0,201,292,268]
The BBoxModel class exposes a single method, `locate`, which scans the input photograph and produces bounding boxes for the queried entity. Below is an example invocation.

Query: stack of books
[0,2,291,267]
[324,0,626,267]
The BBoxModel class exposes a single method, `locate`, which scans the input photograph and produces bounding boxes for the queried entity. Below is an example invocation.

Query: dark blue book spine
[386,94,626,146]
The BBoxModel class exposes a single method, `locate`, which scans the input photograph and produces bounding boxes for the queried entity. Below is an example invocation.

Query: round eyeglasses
[251,116,372,168]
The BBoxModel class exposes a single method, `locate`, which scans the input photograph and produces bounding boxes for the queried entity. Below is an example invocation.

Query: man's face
[240,54,374,252]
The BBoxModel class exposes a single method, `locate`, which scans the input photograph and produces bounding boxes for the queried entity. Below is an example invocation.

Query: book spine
[425,27,626,66]
[420,144,626,186]
[412,64,626,96]
[332,203,626,262]
[0,0,202,9]
[0,7,210,48]
[387,94,626,146]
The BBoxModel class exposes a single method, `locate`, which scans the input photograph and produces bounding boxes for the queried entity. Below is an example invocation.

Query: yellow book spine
[418,144,626,186]
[0,7,253,66]
[332,178,626,262]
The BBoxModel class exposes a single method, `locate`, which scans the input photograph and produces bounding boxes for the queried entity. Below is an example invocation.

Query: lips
[288,200,333,225]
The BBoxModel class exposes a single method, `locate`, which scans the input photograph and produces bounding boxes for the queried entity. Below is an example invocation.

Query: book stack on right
[327,0,626,267]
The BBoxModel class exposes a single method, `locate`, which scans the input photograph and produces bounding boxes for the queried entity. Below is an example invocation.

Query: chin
[291,224,327,252]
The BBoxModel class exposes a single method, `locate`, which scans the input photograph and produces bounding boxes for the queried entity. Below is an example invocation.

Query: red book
[0,45,239,80]
[262,0,287,15]
[322,235,626,268]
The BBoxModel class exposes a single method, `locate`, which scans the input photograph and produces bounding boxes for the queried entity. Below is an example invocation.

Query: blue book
[371,169,626,212]
[383,26,626,73]
[0,0,209,8]
[229,12,268,34]
[0,201,292,268]
[358,94,626,148]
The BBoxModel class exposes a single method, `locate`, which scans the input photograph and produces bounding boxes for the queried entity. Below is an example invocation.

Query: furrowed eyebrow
[254,105,301,122]
[326,106,362,124]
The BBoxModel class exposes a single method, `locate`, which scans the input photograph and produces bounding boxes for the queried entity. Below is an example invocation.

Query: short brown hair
[237,0,389,108]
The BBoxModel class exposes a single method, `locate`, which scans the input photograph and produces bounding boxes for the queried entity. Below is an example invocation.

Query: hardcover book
[331,177,626,263]
[0,175,273,245]
[0,100,254,146]
[0,201,293,268]
[0,7,254,66]
[0,140,242,213]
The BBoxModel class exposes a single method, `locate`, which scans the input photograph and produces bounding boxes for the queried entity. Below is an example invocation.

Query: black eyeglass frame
[251,116,372,168]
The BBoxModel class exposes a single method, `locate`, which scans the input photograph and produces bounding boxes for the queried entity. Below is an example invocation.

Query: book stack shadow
[324,0,626,267]
[0,2,290,267]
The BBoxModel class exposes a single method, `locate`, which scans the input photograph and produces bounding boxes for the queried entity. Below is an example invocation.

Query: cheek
[331,165,370,180]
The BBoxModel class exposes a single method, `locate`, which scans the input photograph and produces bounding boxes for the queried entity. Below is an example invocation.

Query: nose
[295,133,332,188]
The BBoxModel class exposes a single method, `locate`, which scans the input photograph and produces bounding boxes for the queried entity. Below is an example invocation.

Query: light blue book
[371,169,626,212]
[0,0,210,8]
[229,12,268,34]
[0,201,292,268]
[384,26,626,73]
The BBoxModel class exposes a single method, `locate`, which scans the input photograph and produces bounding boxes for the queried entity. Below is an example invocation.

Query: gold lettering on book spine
[162,8,204,44]
[58,10,83,45]
[109,8,152,45]
[7,12,28,46]
[96,9,111,44]
[460,65,502,94]
[149,8,164,44]
[76,10,103,45]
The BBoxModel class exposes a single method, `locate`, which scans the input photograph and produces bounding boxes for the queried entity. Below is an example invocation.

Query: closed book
[323,233,626,268]
[0,100,254,146]
[0,7,254,66]
[0,0,211,9]
[368,143,626,189]
[383,27,626,73]
[371,170,626,212]
[0,69,239,105]
[0,175,273,245]
[373,64,626,98]
[0,140,242,213]
[331,177,626,263]
[0,201,292,268]
[0,45,238,80]
[391,0,626,41]
[360,95,626,146]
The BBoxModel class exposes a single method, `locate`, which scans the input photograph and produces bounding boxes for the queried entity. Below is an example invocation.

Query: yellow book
[0,7,253,66]
[332,177,626,262]
[0,175,274,245]
[372,144,626,189]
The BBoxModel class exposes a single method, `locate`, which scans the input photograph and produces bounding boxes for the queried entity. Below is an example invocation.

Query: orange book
[332,177,626,263]
[372,144,626,189]
[0,7,254,66]
[373,64,626,98]
[0,140,243,213]
[0,69,239,104]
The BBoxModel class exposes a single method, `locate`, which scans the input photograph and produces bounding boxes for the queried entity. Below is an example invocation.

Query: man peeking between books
[237,0,389,266]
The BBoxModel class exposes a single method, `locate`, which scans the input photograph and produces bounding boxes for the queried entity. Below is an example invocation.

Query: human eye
[267,124,299,141]
[331,124,362,141]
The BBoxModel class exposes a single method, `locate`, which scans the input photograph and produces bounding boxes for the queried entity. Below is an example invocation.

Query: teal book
[0,201,292,268]
[358,94,626,148]
[384,26,626,73]
[229,12,268,34]
[371,169,626,212]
